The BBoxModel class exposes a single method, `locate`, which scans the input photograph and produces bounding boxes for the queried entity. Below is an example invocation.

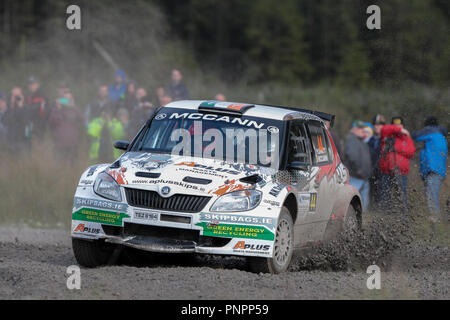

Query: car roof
[163,100,325,123]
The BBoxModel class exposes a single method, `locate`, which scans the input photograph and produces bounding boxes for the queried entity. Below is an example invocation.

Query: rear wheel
[248,207,294,274]
[343,204,361,234]
[72,238,115,268]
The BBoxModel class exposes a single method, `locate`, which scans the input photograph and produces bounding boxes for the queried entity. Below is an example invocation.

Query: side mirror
[288,161,310,171]
[114,140,130,151]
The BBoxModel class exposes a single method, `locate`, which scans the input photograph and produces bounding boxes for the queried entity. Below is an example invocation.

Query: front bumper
[72,187,278,258]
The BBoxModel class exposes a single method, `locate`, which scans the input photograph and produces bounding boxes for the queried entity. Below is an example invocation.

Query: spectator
[0,93,8,140]
[26,76,48,139]
[85,85,113,126]
[109,70,127,110]
[3,87,32,153]
[122,80,137,113]
[368,114,386,208]
[167,69,189,101]
[156,86,166,106]
[48,89,84,162]
[412,116,448,219]
[379,117,416,211]
[116,108,130,137]
[127,95,155,140]
[87,108,124,162]
[343,120,372,211]
[160,95,172,106]
[214,93,226,101]
[135,87,148,104]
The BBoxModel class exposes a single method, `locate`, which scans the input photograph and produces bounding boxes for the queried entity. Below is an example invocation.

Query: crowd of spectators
[340,114,447,220]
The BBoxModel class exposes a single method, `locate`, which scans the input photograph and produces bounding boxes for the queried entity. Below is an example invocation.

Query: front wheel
[247,207,294,274]
[72,238,115,268]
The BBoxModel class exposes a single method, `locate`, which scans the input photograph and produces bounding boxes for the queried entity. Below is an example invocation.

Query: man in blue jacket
[412,117,448,219]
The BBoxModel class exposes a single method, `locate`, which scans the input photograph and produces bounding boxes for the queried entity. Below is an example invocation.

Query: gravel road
[0,220,448,300]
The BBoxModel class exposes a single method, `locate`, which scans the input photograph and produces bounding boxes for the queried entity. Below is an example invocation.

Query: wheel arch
[350,195,363,228]
[282,193,298,223]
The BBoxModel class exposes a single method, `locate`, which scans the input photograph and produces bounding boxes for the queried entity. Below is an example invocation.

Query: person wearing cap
[343,120,373,211]
[379,116,416,211]
[412,117,448,219]
[109,70,127,106]
[26,76,48,139]
[367,114,386,208]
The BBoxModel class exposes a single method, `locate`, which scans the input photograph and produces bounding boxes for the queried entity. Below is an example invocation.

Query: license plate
[134,210,159,221]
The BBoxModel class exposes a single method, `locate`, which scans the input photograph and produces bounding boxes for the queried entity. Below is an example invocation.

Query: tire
[72,238,115,268]
[248,207,294,274]
[343,204,362,234]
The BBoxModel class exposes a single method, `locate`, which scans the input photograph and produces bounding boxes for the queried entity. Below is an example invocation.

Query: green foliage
[0,0,449,88]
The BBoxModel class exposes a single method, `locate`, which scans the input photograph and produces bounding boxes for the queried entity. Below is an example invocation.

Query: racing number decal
[309,193,317,212]
[317,135,324,152]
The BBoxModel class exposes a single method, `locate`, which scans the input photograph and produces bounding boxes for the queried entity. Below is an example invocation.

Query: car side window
[288,121,311,165]
[307,121,333,165]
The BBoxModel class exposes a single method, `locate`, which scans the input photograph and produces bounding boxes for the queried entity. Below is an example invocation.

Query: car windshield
[131,108,285,168]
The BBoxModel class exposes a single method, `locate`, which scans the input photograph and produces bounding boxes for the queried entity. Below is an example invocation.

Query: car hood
[105,152,276,196]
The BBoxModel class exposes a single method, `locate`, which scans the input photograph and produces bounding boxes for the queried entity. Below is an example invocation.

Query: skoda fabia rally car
[72,100,362,273]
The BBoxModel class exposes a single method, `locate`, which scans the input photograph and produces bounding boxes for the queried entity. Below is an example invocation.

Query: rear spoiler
[296,108,335,128]
[259,104,335,128]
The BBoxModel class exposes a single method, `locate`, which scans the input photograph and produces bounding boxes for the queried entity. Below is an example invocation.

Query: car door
[304,121,337,229]
[285,120,319,246]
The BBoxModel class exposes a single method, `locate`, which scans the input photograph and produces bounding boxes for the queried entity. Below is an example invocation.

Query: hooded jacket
[412,126,447,177]
[379,125,415,175]
[344,132,372,180]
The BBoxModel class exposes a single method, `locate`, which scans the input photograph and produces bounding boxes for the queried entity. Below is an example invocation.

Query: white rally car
[72,100,362,273]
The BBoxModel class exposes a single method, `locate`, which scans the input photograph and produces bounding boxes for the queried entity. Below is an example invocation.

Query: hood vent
[182,176,212,185]
[239,174,262,184]
[135,172,161,179]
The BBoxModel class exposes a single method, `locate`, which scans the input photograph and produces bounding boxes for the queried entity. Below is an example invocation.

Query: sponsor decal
[200,213,274,228]
[298,193,311,217]
[73,197,127,212]
[86,165,99,177]
[167,112,265,129]
[269,183,285,197]
[155,113,167,120]
[208,179,252,196]
[233,241,271,255]
[309,193,317,212]
[175,162,240,175]
[106,167,128,185]
[73,223,101,235]
[72,208,130,226]
[134,210,158,221]
[262,199,280,207]
[144,178,206,192]
[79,179,94,185]
[176,167,228,179]
[196,222,274,240]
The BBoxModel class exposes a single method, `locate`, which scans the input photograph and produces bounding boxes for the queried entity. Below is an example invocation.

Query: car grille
[124,188,211,213]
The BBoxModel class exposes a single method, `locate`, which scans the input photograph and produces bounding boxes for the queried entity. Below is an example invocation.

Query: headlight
[210,190,261,212]
[93,172,122,202]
